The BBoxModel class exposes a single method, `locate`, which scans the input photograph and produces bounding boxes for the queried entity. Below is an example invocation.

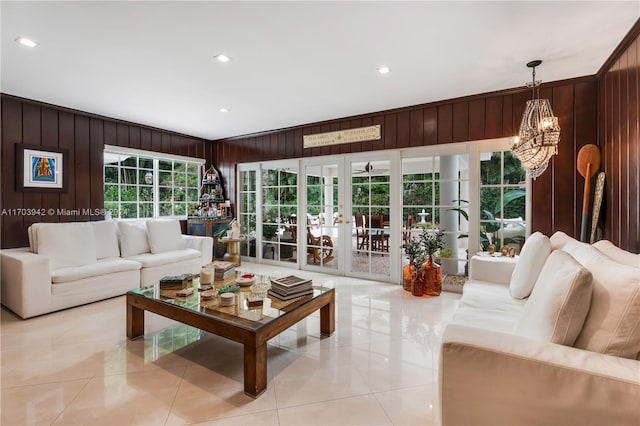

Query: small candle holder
[200,266,214,285]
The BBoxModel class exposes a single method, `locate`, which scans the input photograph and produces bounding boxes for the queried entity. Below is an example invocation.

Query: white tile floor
[1,263,461,426]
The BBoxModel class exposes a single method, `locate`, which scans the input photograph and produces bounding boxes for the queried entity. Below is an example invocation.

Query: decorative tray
[235,274,256,286]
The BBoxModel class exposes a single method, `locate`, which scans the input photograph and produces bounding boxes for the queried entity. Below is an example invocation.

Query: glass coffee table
[126,273,335,398]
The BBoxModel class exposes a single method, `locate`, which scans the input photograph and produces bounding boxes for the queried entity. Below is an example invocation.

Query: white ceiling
[2,1,638,141]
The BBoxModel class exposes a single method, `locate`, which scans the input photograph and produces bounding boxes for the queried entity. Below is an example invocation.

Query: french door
[302,153,399,282]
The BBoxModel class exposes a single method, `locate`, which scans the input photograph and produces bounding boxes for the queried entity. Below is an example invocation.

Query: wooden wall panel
[1,94,207,248]
[58,111,76,223]
[551,84,575,236]
[41,107,60,223]
[599,27,640,253]
[1,98,24,247]
[89,118,104,221]
[485,96,502,139]
[74,116,91,222]
[22,103,43,229]
[452,102,468,142]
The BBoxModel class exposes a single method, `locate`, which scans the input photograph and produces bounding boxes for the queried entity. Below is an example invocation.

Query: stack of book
[268,275,313,300]
[211,260,235,280]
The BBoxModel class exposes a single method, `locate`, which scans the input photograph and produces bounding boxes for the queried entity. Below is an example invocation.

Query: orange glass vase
[403,263,416,292]
[422,255,442,296]
[411,267,425,297]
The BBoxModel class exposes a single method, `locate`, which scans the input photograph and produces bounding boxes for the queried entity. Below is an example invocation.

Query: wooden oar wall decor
[577,144,601,242]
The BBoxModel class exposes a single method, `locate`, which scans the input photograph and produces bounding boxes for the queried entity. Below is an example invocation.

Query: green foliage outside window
[104,151,200,219]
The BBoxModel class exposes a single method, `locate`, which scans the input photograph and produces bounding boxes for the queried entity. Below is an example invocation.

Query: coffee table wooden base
[126,289,335,398]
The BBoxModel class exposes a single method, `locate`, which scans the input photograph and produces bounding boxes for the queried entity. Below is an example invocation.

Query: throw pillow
[560,241,640,359]
[118,221,151,257]
[592,240,640,268]
[91,220,120,259]
[146,220,184,253]
[550,230,589,252]
[36,222,98,270]
[514,250,593,346]
[509,231,551,299]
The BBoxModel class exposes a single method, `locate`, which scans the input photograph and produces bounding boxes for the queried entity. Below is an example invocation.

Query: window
[261,166,298,261]
[479,150,526,250]
[104,146,203,219]
[402,154,469,275]
[238,169,257,258]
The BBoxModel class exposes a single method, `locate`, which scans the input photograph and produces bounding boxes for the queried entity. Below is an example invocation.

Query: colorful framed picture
[16,144,68,192]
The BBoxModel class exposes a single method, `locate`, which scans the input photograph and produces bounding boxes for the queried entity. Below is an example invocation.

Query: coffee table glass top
[128,272,333,332]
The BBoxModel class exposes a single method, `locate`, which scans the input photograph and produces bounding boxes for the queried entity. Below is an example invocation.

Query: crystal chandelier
[512,60,560,179]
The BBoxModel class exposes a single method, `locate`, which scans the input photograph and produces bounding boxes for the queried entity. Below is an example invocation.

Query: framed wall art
[16,144,68,192]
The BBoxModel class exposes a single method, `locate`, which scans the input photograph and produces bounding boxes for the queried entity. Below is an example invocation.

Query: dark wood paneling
[1,94,208,248]
[395,111,410,148]
[41,107,60,223]
[58,111,76,223]
[410,109,423,147]
[423,107,437,145]
[452,102,469,142]
[2,98,24,247]
[600,28,640,253]
[384,114,396,150]
[551,84,575,236]
[75,115,91,222]
[116,123,129,147]
[22,103,43,228]
[468,98,485,141]
[129,126,140,150]
[437,104,453,144]
[89,118,104,220]
[485,96,502,139]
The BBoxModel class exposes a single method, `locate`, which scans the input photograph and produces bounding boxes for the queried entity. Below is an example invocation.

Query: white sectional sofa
[440,232,639,425]
[1,219,213,319]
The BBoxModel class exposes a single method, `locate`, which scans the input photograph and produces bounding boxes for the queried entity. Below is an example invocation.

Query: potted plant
[402,236,424,293]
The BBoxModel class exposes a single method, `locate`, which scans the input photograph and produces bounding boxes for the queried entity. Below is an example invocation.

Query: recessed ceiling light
[378,66,390,75]
[215,54,231,63]
[15,37,37,48]
[219,108,230,113]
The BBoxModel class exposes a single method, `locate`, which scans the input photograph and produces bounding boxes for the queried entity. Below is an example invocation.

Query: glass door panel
[402,155,469,276]
[304,163,339,270]
[238,169,257,259]
[349,159,392,279]
[261,166,298,264]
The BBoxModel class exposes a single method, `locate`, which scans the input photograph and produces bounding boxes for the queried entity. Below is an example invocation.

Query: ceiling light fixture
[15,37,38,48]
[377,66,390,75]
[215,54,231,63]
[512,60,560,179]
[219,108,230,113]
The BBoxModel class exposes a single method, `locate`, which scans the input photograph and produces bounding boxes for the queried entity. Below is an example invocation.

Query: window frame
[104,145,204,220]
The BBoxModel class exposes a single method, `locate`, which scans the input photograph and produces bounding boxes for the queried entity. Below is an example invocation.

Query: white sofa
[440,231,640,426]
[1,219,213,319]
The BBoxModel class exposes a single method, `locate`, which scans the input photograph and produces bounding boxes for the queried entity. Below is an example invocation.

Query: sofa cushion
[125,248,200,268]
[52,258,141,284]
[514,250,593,346]
[146,220,185,253]
[550,230,588,252]
[36,222,97,270]
[556,236,640,359]
[592,240,640,268]
[118,221,150,257]
[509,231,551,299]
[90,220,120,259]
[453,281,527,332]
